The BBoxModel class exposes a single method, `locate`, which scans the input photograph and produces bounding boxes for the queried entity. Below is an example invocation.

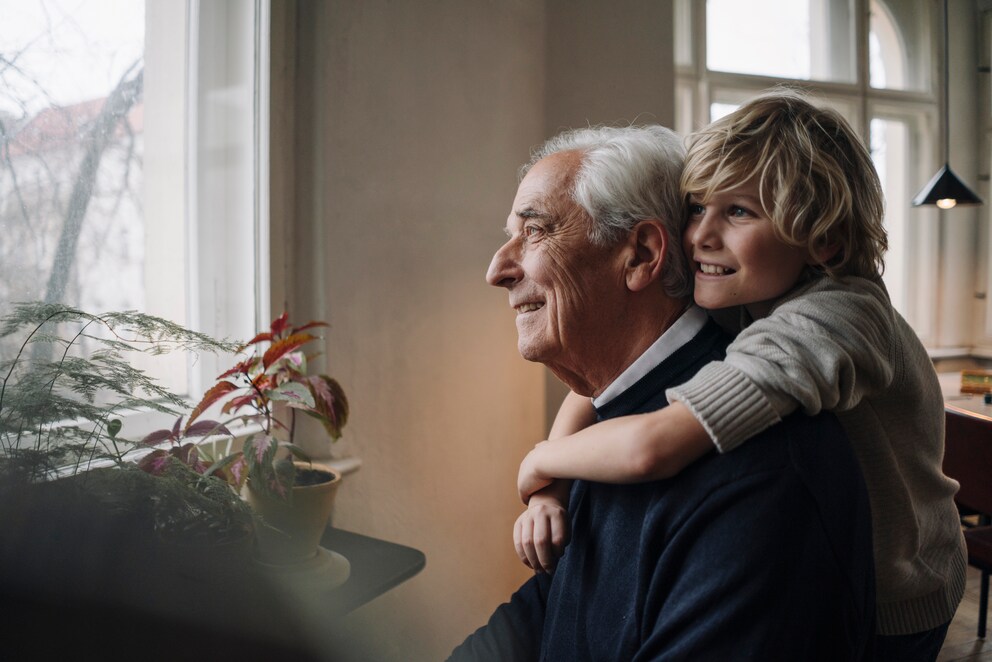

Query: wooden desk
[945,395,992,424]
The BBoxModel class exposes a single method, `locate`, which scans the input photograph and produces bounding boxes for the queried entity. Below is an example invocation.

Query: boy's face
[685,184,810,318]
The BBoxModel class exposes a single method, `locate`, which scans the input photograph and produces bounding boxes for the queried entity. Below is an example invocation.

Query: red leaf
[185,420,233,437]
[173,443,209,474]
[221,393,257,415]
[291,320,329,334]
[171,416,182,439]
[140,429,174,446]
[138,449,171,475]
[306,375,350,439]
[262,333,316,370]
[217,358,255,380]
[186,381,237,429]
[237,333,272,353]
[270,312,290,336]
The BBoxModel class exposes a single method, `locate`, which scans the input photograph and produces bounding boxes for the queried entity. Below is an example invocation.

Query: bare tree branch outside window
[0,1,146,361]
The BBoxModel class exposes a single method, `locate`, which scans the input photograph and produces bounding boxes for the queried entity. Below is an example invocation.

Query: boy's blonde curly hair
[681,88,887,279]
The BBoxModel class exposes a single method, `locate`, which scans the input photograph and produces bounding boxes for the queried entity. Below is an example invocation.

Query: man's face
[486,151,626,383]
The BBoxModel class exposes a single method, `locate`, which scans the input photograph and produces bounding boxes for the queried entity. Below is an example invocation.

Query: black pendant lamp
[912,0,982,209]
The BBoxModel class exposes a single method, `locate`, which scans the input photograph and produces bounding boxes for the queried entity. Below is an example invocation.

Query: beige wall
[271,1,674,658]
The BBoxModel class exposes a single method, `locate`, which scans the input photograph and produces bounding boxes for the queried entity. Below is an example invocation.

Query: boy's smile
[685,184,810,318]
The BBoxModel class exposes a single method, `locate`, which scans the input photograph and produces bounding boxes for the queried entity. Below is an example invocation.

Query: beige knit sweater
[667,275,966,635]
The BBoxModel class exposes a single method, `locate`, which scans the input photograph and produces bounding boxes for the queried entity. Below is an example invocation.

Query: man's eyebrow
[515,207,552,220]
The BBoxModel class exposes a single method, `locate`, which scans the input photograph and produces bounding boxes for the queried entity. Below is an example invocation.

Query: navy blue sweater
[450,320,875,661]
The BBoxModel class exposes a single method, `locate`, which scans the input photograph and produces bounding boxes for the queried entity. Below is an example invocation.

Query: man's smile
[514,301,545,314]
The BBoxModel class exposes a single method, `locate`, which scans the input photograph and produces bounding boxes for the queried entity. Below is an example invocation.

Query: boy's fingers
[513,515,532,568]
[533,516,556,573]
[516,513,542,572]
[550,510,570,556]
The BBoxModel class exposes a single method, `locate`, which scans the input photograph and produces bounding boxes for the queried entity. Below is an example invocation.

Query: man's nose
[486,240,522,288]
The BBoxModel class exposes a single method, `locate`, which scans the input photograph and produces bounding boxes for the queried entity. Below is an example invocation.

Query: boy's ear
[808,241,842,266]
[623,220,668,292]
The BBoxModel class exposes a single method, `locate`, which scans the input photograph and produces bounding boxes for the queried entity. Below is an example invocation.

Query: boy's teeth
[700,263,732,275]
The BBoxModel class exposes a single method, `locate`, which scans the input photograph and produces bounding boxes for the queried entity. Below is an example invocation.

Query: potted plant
[183,312,350,565]
[0,301,254,559]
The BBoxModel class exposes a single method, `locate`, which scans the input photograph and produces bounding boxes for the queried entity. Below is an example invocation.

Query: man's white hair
[521,125,690,299]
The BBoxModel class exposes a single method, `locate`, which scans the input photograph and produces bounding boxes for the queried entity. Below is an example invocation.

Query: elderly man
[449,126,875,660]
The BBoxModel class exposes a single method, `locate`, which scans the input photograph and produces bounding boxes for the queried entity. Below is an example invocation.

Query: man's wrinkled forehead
[509,151,583,220]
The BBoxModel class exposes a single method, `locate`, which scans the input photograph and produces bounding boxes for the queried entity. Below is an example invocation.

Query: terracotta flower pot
[244,462,341,565]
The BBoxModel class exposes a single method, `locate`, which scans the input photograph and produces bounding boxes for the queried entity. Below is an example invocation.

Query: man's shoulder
[674,409,851,497]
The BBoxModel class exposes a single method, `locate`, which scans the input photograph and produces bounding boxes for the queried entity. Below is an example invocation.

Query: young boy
[514,90,966,659]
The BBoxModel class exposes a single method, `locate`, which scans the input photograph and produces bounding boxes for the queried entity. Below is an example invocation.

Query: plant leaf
[221,393,258,415]
[217,358,255,380]
[140,429,175,446]
[106,418,122,439]
[270,312,290,337]
[262,333,316,370]
[186,380,238,428]
[306,374,349,439]
[171,415,182,438]
[284,443,312,463]
[137,449,171,475]
[267,381,315,408]
[291,320,329,334]
[238,332,273,352]
[185,420,233,437]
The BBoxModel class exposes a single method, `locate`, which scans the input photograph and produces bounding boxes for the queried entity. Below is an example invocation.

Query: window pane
[0,0,148,321]
[0,0,264,411]
[871,117,910,315]
[869,0,931,92]
[706,0,856,83]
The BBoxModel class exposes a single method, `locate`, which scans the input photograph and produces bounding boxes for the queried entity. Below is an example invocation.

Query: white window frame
[120,0,271,440]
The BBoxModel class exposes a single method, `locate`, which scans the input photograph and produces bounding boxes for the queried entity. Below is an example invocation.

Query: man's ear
[623,220,668,292]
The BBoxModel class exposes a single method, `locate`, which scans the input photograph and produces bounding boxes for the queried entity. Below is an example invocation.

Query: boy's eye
[729,205,753,218]
[688,203,705,216]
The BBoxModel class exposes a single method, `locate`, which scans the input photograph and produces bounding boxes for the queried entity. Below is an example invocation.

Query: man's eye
[524,226,543,239]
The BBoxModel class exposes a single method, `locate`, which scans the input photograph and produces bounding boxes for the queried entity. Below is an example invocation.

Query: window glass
[0,0,265,414]
[869,0,931,92]
[871,117,910,312]
[706,0,856,83]
[0,0,148,331]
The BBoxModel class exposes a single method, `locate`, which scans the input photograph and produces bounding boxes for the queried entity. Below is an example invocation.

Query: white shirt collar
[592,305,708,408]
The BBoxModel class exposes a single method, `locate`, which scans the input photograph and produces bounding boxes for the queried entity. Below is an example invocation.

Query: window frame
[676,0,941,345]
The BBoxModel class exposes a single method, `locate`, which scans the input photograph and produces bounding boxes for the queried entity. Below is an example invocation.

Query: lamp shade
[911,163,983,208]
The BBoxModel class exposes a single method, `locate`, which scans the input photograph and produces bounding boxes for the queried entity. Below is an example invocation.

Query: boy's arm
[549,390,599,438]
[668,276,897,453]
[518,402,712,499]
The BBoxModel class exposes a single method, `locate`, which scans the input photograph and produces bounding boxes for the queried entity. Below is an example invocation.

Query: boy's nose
[688,213,720,250]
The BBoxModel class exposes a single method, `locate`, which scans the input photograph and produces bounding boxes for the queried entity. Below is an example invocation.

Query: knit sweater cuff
[665,362,781,454]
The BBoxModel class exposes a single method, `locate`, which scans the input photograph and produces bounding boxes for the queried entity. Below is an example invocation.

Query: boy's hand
[513,497,570,574]
[518,442,553,503]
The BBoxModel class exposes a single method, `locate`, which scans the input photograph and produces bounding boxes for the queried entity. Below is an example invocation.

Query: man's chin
[516,339,552,364]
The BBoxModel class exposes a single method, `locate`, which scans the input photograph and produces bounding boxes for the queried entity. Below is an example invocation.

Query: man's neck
[552,297,691,398]
[592,304,706,407]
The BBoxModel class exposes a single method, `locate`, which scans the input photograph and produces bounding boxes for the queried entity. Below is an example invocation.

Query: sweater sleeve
[666,276,896,453]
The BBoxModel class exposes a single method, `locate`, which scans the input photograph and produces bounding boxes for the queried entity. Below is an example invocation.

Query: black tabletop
[320,526,426,615]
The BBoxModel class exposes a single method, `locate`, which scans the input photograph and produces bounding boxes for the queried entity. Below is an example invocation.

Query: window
[0,0,270,434]
[676,0,939,343]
